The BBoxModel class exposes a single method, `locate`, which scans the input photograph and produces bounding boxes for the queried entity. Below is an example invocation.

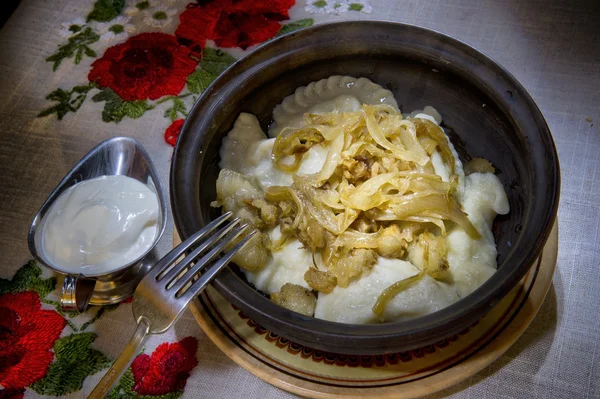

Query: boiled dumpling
[269,76,399,137]
[271,95,362,136]
[410,105,443,125]
[214,169,263,215]
[219,113,266,173]
[216,75,512,324]
[447,172,509,297]
[244,235,312,294]
[245,139,328,189]
[446,228,497,298]
[242,137,294,189]
[314,258,459,324]
[220,113,329,189]
[462,172,510,231]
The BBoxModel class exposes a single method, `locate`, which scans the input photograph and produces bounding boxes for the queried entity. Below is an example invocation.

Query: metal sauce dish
[28,137,167,311]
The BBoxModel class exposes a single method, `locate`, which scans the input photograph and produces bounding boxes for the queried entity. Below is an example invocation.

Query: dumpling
[410,105,443,125]
[430,144,467,201]
[314,258,459,324]
[269,76,399,137]
[214,169,263,215]
[217,74,512,325]
[445,228,497,298]
[220,113,329,190]
[271,95,362,137]
[219,113,267,173]
[462,172,510,231]
[412,107,467,201]
[244,236,312,294]
[243,138,294,189]
[447,172,509,297]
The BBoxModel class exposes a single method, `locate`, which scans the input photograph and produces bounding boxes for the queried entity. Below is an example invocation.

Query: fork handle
[88,318,151,399]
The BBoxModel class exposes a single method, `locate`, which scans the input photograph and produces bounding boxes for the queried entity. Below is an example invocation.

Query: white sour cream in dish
[41,175,159,275]
[216,76,509,324]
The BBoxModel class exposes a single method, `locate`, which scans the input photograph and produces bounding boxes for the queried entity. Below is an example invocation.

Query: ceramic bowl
[170,21,560,354]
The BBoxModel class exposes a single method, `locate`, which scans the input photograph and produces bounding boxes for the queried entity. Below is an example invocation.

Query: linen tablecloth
[1,0,599,398]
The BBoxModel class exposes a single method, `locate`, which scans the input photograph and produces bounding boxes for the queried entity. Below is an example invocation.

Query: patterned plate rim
[186,223,558,398]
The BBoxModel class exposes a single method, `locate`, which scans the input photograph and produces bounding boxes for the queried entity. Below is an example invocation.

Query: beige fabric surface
[0,0,599,398]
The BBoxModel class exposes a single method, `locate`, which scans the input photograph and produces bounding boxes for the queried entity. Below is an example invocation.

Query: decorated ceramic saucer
[179,223,558,398]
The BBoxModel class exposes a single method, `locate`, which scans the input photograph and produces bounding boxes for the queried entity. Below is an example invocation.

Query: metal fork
[88,212,252,399]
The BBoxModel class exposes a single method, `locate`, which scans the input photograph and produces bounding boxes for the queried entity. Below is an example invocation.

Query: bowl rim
[170,20,560,353]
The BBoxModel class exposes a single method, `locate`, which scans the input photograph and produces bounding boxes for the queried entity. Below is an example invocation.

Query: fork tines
[151,212,254,299]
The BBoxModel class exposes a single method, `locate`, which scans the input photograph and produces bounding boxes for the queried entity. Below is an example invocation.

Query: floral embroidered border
[0,260,200,398]
[38,0,321,146]
[37,0,373,147]
[9,1,373,396]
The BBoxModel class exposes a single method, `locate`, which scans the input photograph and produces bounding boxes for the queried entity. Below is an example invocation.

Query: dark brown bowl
[170,21,560,355]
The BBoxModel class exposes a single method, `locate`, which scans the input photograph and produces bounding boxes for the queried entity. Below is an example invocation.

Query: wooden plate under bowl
[175,223,557,398]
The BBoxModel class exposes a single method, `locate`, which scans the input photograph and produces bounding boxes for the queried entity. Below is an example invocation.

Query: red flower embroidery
[89,33,199,101]
[176,0,295,51]
[0,292,66,389]
[0,388,25,399]
[164,119,185,147]
[130,337,198,395]
[176,4,221,56]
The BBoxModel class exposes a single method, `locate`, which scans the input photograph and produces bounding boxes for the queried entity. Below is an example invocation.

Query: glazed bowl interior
[171,21,559,355]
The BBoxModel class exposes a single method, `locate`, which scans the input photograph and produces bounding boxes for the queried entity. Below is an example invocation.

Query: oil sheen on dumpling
[314,258,459,324]
[269,76,399,137]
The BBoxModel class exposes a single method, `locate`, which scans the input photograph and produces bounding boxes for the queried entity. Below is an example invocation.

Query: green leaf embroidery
[38,83,96,120]
[46,27,100,71]
[186,69,219,94]
[349,3,364,11]
[107,369,135,399]
[84,46,97,57]
[86,0,125,22]
[135,1,151,11]
[276,18,314,36]
[92,88,154,123]
[107,369,183,399]
[0,260,56,297]
[30,333,111,396]
[200,48,237,75]
[164,97,188,121]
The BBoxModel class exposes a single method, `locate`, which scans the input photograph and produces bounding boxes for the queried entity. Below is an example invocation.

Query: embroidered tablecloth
[1,0,599,398]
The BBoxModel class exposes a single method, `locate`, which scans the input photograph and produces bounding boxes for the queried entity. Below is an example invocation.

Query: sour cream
[41,175,159,274]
